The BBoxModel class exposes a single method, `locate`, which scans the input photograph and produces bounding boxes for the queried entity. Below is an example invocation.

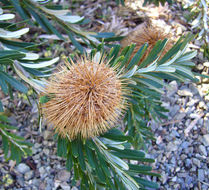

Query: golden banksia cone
[121,22,173,65]
[41,56,127,140]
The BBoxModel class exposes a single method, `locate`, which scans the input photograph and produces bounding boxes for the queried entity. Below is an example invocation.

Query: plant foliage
[183,0,209,58]
[39,33,197,189]
[0,114,32,163]
[0,0,199,189]
[0,6,59,111]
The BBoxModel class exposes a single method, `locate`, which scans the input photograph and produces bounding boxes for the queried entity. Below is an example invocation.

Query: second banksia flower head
[41,55,127,140]
[121,21,173,65]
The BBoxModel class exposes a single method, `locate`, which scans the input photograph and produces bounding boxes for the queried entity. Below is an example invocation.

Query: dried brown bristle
[121,22,173,65]
[41,56,127,140]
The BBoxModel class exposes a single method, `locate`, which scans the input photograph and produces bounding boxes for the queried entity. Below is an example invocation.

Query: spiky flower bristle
[121,23,173,64]
[41,56,127,139]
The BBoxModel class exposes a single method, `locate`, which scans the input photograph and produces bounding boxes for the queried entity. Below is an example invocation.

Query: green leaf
[102,128,133,142]
[71,140,79,157]
[133,177,159,188]
[121,44,136,68]
[2,134,9,158]
[103,36,124,42]
[67,31,84,53]
[57,136,68,157]
[85,145,96,169]
[112,149,145,160]
[66,151,73,171]
[78,142,86,171]
[3,130,25,141]
[25,5,51,33]
[0,123,18,130]
[93,32,115,38]
[0,71,28,93]
[128,164,152,172]
[0,50,25,59]
[158,40,182,65]
[39,95,51,104]
[0,77,8,94]
[1,38,36,51]
[0,115,8,122]
[134,77,164,94]
[0,100,4,112]
[0,58,13,65]
[40,14,65,40]
[139,39,168,69]
[126,43,148,70]
[57,15,84,24]
[10,0,33,25]
[10,143,21,164]
[20,57,59,68]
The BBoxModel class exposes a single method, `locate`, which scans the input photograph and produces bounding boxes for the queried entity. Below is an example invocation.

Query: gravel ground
[148,80,209,190]
[0,0,209,189]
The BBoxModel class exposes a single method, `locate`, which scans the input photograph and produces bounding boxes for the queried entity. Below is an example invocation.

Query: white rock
[192,158,201,168]
[16,163,30,174]
[24,170,34,180]
[199,145,208,156]
[60,182,71,190]
[203,62,209,67]
[178,89,193,97]
[202,134,209,146]
[43,130,53,140]
[57,170,71,182]
[71,187,79,190]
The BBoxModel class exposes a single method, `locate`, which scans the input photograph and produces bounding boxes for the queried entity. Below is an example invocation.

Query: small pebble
[16,163,30,174]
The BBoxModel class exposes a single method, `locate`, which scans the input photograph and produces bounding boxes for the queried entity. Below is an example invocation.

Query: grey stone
[39,167,45,175]
[170,105,180,117]
[17,176,25,186]
[43,130,53,140]
[192,158,201,168]
[178,89,193,97]
[185,159,192,168]
[16,163,30,174]
[167,81,178,97]
[57,170,71,182]
[203,62,209,67]
[167,142,178,152]
[171,176,177,182]
[34,143,41,149]
[177,172,187,178]
[60,182,71,190]
[187,98,199,107]
[198,169,205,181]
[170,157,176,165]
[189,84,199,95]
[199,101,207,109]
[8,116,18,126]
[175,112,186,120]
[202,134,209,146]
[71,187,79,190]
[32,179,40,187]
[160,172,168,184]
[185,176,193,186]
[190,113,200,119]
[170,130,180,138]
[24,171,34,181]
[181,141,190,149]
[196,64,204,70]
[199,145,207,156]
[43,148,50,155]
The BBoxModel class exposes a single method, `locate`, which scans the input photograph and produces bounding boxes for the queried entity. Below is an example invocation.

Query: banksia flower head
[121,21,173,65]
[41,55,127,140]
